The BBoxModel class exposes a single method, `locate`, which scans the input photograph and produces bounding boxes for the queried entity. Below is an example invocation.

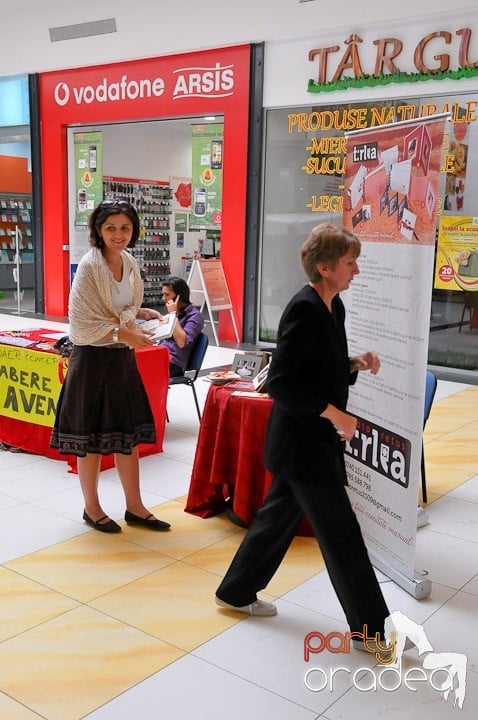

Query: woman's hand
[136,308,162,321]
[120,327,156,349]
[320,404,357,442]
[165,295,180,315]
[350,352,380,375]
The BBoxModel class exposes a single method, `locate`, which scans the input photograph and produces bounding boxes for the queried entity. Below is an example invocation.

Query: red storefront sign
[39,44,252,339]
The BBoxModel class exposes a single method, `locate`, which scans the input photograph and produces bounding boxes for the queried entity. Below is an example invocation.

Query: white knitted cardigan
[68,247,143,345]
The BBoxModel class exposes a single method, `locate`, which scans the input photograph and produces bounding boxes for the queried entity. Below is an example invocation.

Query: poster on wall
[434,215,478,291]
[73,131,103,225]
[170,176,192,211]
[341,114,449,581]
[190,123,223,230]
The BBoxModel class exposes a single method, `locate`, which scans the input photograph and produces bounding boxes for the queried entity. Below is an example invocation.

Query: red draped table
[185,382,312,535]
[0,328,169,472]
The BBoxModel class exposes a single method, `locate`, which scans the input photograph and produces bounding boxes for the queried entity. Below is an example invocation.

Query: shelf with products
[0,191,34,290]
[103,177,172,307]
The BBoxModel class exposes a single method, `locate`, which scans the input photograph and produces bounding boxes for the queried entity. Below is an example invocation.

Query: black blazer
[264,284,356,484]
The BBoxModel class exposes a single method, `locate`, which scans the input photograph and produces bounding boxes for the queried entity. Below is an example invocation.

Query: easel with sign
[187,258,239,346]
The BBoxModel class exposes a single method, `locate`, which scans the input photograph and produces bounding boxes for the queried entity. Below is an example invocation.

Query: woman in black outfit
[215,223,390,649]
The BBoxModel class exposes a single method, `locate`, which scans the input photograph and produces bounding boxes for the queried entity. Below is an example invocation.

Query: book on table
[138,314,177,341]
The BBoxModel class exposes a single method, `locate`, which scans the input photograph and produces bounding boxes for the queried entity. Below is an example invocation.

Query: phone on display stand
[194,188,207,217]
[89,145,97,172]
[211,140,223,169]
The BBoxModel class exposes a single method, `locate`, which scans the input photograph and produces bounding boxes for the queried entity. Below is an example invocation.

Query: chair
[421,369,437,504]
[168,332,209,421]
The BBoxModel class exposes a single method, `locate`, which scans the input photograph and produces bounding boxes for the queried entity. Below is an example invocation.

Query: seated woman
[159,276,205,377]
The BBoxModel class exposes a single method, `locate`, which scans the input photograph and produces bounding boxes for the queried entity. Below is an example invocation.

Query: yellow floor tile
[5,533,174,602]
[0,692,43,719]
[421,460,474,497]
[186,523,324,596]
[89,560,246,652]
[184,530,246,576]
[0,606,183,720]
[425,437,478,475]
[124,500,243,559]
[0,567,79,642]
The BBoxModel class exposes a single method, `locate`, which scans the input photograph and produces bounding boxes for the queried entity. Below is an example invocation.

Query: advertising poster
[435,215,478,291]
[73,131,103,225]
[341,114,449,579]
[170,176,192,211]
[0,345,63,428]
[190,123,223,230]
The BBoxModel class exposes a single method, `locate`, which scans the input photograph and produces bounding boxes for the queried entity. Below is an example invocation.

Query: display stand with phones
[187,258,239,345]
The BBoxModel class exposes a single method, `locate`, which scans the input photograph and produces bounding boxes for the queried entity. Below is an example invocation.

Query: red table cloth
[0,328,169,472]
[185,382,312,535]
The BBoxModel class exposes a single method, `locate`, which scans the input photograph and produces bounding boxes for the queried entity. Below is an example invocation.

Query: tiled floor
[0,312,477,719]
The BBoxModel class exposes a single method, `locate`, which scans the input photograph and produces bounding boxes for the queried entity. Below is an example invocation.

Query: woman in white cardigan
[50,199,170,533]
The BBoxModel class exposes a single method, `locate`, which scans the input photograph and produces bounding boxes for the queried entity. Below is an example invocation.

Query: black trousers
[216,470,390,637]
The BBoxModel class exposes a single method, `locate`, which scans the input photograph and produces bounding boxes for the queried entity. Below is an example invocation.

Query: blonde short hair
[300,223,361,282]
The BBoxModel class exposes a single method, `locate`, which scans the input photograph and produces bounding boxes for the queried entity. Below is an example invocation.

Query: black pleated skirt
[50,345,156,457]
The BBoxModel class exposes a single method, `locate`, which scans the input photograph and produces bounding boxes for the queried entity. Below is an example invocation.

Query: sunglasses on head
[99,199,132,209]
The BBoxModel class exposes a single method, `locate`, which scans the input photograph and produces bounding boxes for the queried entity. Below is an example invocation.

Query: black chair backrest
[185,332,209,375]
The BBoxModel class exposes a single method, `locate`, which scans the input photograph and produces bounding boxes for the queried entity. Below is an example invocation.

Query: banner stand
[370,551,432,600]
[187,259,240,346]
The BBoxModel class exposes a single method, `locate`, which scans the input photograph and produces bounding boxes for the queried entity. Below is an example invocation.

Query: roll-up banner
[341,114,449,594]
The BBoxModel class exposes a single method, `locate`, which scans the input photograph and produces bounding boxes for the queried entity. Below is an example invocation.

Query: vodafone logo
[54,82,70,106]
[52,75,165,107]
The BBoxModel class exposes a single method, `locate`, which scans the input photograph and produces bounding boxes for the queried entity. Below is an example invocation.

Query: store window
[259,92,478,374]
[0,74,33,313]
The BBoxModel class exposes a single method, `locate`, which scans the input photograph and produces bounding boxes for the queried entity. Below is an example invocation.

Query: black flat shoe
[124,510,171,531]
[83,510,122,533]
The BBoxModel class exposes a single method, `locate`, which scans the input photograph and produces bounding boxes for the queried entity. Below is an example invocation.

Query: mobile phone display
[89,145,97,172]
[194,188,207,217]
[211,140,223,169]
[77,188,87,211]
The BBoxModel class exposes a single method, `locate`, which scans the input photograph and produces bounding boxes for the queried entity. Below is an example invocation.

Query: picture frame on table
[253,362,270,392]
[231,352,265,379]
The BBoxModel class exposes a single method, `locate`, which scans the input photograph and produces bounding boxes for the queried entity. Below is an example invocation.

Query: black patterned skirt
[50,345,156,456]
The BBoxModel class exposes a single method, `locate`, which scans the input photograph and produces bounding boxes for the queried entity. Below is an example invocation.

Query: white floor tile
[0,461,77,502]
[447,475,478,503]
[414,528,478,589]
[434,379,471,401]
[283,569,456,627]
[85,654,317,720]
[421,590,478,672]
[424,496,478,543]
[135,456,193,499]
[31,479,170,524]
[0,492,22,510]
[462,575,478,596]
[0,449,45,471]
[0,503,88,562]
[195,600,388,715]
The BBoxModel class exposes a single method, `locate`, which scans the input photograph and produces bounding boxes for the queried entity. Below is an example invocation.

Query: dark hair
[88,199,140,249]
[300,223,361,282]
[162,276,191,305]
